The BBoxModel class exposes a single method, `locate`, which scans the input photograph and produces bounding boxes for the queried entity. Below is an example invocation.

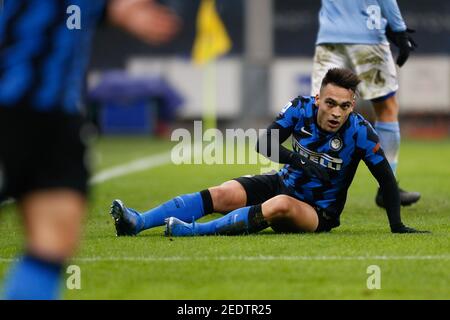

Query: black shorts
[234,172,338,233]
[0,108,90,202]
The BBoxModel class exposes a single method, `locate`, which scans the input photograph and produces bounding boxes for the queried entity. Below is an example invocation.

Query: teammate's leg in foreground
[165,195,318,237]
[3,190,85,299]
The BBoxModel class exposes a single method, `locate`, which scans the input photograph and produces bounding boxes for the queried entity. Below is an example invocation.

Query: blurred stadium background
[86,0,450,139]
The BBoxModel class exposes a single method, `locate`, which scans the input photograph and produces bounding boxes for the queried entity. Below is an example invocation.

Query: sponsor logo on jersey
[293,140,343,171]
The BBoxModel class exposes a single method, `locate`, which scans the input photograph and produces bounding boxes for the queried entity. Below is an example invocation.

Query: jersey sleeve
[357,120,385,167]
[275,98,303,129]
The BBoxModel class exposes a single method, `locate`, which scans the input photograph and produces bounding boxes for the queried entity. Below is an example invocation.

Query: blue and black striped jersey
[0,0,105,114]
[275,96,385,218]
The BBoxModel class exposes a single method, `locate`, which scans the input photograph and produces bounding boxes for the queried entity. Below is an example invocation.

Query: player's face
[315,84,355,133]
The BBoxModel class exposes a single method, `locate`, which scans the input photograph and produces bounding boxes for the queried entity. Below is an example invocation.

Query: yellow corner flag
[192,0,232,65]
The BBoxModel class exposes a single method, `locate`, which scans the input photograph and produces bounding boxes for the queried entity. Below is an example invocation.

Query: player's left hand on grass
[385,25,417,67]
[390,223,430,234]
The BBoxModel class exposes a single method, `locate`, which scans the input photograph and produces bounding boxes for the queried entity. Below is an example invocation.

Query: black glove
[390,223,430,234]
[289,153,330,183]
[385,25,417,67]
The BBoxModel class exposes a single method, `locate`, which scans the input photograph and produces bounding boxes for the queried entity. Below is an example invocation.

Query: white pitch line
[89,151,172,185]
[90,141,260,185]
[1,255,449,263]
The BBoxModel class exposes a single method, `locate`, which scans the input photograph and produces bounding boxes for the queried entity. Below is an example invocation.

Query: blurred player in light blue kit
[311,0,420,208]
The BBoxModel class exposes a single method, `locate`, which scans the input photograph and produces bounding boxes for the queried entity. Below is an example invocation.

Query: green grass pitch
[0,137,449,299]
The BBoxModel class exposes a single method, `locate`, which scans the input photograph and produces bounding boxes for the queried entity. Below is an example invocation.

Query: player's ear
[350,91,356,109]
[315,94,320,106]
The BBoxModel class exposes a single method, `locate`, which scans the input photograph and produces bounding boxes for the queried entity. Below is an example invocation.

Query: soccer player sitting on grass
[109,68,428,236]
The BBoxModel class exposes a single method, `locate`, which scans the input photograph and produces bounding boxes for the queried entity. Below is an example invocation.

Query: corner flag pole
[203,60,217,133]
[192,0,232,133]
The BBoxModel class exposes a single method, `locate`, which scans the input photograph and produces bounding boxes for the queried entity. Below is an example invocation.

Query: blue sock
[138,190,213,232]
[195,204,268,235]
[3,254,63,300]
[374,121,400,175]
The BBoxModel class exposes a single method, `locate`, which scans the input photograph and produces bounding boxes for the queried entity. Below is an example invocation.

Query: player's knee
[209,186,237,212]
[270,195,293,217]
[209,180,247,212]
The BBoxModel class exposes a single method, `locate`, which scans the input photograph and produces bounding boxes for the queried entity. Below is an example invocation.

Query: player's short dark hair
[320,68,361,94]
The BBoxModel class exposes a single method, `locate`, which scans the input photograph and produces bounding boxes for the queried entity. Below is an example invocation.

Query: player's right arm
[256,99,330,182]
